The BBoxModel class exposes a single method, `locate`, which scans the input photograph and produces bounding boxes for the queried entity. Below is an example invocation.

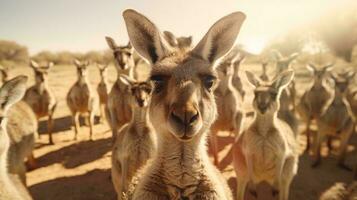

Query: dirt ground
[11,63,356,200]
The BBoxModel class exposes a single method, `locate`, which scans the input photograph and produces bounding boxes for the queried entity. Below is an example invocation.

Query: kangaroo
[297,63,334,152]
[210,52,244,166]
[163,31,193,50]
[312,72,355,170]
[96,64,109,123]
[111,75,157,199]
[23,60,57,144]
[66,59,98,141]
[232,54,246,99]
[105,37,137,138]
[0,76,33,200]
[123,9,246,199]
[273,50,299,112]
[0,64,9,84]
[259,62,269,81]
[233,70,298,200]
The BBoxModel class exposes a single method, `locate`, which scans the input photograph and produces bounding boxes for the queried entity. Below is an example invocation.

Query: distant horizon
[1,0,355,54]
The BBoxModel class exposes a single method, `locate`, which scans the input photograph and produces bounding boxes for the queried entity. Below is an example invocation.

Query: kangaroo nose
[171,107,199,127]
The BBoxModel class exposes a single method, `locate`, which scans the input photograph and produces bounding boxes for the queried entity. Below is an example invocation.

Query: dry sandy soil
[9,63,356,200]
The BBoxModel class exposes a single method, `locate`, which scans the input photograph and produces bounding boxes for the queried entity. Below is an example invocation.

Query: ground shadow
[29,169,115,200]
[35,137,112,169]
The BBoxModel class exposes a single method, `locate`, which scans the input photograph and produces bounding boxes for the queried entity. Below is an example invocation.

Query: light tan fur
[105,37,136,139]
[123,9,246,199]
[0,64,9,84]
[312,72,355,169]
[23,60,57,144]
[111,76,157,199]
[96,64,109,123]
[232,54,246,99]
[320,182,357,200]
[210,53,244,166]
[233,70,298,200]
[296,63,334,152]
[0,76,33,200]
[66,59,98,140]
[163,31,193,50]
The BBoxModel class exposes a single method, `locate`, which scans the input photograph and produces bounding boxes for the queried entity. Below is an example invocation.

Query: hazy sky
[0,0,355,54]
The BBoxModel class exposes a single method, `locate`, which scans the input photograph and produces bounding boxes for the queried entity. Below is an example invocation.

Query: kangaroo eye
[203,75,217,91]
[150,75,166,94]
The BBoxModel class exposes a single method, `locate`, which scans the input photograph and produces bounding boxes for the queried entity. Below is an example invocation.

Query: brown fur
[123,9,246,199]
[96,64,109,123]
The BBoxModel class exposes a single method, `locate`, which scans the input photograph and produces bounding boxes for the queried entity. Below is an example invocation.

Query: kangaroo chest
[323,102,350,133]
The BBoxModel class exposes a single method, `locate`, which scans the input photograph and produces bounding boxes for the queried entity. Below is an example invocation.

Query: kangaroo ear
[163,31,178,47]
[245,71,260,88]
[323,63,334,72]
[105,36,118,50]
[123,9,173,65]
[306,63,316,73]
[74,59,81,67]
[288,53,299,62]
[271,49,283,60]
[30,60,40,69]
[192,12,246,64]
[0,76,28,110]
[273,70,294,90]
[118,74,135,87]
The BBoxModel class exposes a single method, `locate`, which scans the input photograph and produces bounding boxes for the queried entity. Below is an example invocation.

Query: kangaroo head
[119,75,152,108]
[105,36,134,71]
[331,71,355,94]
[30,60,53,84]
[0,76,28,156]
[163,31,193,50]
[97,64,108,78]
[123,9,245,142]
[246,70,294,115]
[273,50,299,73]
[307,63,333,85]
[74,59,89,79]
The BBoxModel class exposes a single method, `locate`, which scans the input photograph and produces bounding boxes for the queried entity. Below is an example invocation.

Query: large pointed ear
[123,9,173,65]
[245,71,260,88]
[118,74,135,87]
[73,59,81,67]
[179,36,193,47]
[192,12,245,64]
[163,31,178,47]
[272,70,294,90]
[306,63,316,73]
[323,63,334,72]
[105,36,118,50]
[30,60,40,69]
[0,76,28,111]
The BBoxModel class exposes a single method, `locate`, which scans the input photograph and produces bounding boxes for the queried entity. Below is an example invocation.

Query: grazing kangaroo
[0,76,33,200]
[105,37,137,138]
[123,9,245,199]
[96,64,109,123]
[210,53,244,166]
[233,70,298,200]
[111,75,157,199]
[313,72,355,169]
[232,54,246,99]
[296,63,334,152]
[23,60,57,144]
[67,59,98,141]
[163,31,193,50]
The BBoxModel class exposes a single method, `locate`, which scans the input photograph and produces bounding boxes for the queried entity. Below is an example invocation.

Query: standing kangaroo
[233,70,298,200]
[23,60,57,144]
[67,59,98,141]
[105,37,137,138]
[210,52,244,166]
[96,64,109,123]
[0,76,33,200]
[111,75,157,199]
[313,72,355,170]
[296,63,334,152]
[123,9,245,199]
[232,54,246,99]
